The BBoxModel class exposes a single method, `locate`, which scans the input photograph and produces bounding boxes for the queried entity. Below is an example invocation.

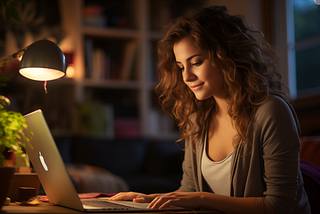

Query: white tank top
[201,138,232,196]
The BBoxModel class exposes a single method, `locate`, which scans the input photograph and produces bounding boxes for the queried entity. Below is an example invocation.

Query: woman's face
[173,37,226,100]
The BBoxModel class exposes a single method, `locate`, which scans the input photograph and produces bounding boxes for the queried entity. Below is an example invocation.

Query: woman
[110,6,310,214]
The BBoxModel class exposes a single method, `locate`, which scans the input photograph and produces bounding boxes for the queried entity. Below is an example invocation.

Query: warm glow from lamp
[19,40,66,81]
[19,67,65,81]
[66,64,75,78]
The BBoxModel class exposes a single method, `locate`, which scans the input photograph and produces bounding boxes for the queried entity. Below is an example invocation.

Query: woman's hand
[109,192,154,203]
[147,192,202,210]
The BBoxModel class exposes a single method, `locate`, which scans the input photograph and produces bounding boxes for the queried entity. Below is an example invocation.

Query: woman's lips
[190,83,204,91]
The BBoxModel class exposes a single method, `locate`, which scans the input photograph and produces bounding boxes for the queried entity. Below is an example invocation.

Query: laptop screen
[23,109,84,211]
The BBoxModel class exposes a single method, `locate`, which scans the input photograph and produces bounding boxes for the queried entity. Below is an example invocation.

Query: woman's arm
[148,191,274,214]
[110,190,274,213]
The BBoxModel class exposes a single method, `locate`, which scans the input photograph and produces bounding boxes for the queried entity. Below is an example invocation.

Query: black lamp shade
[19,40,66,81]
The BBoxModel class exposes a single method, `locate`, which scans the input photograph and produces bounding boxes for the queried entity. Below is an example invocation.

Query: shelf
[81,79,140,89]
[147,31,163,40]
[82,27,140,39]
[47,77,76,85]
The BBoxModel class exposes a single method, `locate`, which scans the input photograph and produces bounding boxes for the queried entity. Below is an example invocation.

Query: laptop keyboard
[81,199,138,210]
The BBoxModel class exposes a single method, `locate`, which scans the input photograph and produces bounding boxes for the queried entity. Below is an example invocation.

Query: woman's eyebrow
[176,54,203,63]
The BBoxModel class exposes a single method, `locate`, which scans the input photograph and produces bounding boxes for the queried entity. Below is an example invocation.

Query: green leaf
[0,71,10,87]
[5,1,20,22]
[0,105,32,165]
[1,0,33,22]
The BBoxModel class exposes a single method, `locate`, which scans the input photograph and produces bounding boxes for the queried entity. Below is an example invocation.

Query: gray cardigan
[179,95,310,214]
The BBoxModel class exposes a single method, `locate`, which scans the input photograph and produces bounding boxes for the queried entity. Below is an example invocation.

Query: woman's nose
[183,67,196,82]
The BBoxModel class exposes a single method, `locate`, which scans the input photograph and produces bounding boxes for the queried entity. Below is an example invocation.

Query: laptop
[22,109,180,212]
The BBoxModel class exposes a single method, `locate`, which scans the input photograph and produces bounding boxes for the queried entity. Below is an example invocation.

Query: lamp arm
[0,47,27,68]
[12,47,27,61]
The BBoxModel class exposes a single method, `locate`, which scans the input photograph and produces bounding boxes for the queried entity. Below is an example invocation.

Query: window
[289,0,320,98]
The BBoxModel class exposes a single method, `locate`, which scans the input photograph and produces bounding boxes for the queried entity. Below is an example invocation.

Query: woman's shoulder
[254,94,296,122]
[254,94,299,128]
[250,94,301,136]
[258,94,292,113]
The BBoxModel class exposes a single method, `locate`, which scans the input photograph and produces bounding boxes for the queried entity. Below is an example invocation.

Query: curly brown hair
[155,6,288,150]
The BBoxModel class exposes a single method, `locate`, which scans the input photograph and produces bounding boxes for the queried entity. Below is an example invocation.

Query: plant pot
[0,167,15,210]
[7,172,40,202]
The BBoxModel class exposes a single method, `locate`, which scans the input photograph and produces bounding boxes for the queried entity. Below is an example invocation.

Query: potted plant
[0,1,34,208]
[0,71,31,209]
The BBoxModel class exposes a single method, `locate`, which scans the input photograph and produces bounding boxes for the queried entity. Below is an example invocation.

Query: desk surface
[1,202,223,214]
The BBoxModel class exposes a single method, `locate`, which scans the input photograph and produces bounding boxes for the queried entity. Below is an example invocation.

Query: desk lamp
[19,39,66,81]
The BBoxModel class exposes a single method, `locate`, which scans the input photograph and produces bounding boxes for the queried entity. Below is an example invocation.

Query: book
[119,41,137,80]
[92,48,103,80]
[105,104,114,138]
[92,48,111,80]
[85,38,94,78]
[87,46,111,80]
[114,118,140,138]
[78,102,114,138]
[82,4,107,28]
[102,54,111,80]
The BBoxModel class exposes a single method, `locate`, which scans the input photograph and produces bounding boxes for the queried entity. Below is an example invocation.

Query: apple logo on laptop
[39,151,48,171]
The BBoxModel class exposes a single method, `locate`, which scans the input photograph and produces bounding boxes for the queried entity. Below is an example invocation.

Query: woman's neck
[213,96,230,117]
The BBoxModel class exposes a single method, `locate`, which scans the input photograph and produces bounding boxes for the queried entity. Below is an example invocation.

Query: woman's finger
[159,199,176,209]
[133,196,152,203]
[147,196,161,209]
[148,196,175,209]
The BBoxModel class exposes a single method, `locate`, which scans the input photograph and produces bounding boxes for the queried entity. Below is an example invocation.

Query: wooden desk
[1,202,223,214]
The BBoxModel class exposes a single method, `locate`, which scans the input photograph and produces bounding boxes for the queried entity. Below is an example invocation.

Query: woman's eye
[193,61,202,66]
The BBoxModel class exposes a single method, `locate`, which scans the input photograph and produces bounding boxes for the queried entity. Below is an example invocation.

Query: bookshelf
[67,0,209,140]
[1,0,206,140]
